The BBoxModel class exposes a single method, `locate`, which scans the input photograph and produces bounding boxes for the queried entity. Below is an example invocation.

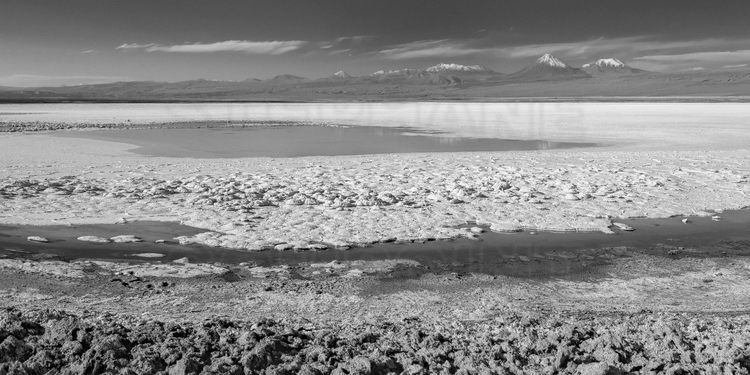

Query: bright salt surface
[2,102,749,150]
[0,102,749,250]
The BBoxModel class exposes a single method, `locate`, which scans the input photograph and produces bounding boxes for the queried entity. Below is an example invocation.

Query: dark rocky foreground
[1,308,749,375]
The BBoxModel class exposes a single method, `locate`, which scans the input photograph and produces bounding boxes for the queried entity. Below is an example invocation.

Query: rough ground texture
[1,144,748,250]
[2,241,750,373]
[2,308,750,375]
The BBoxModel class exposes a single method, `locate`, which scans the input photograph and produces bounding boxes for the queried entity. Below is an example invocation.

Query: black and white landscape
[2,1,750,374]
[3,53,750,101]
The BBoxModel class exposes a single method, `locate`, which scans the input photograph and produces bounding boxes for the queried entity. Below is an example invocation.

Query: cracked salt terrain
[0,102,749,251]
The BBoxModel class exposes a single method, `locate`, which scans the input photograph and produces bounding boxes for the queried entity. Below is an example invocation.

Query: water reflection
[59,125,594,158]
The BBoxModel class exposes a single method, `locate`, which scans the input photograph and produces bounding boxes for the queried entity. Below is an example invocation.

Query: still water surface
[3,102,749,150]
[59,125,593,158]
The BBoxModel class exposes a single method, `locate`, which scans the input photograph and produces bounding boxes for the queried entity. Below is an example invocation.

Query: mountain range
[2,54,750,101]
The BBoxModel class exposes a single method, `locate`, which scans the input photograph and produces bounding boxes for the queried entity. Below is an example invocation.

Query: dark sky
[2,0,750,86]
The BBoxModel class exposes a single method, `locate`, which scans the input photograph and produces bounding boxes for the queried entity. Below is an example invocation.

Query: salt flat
[1,102,749,250]
[4,102,750,149]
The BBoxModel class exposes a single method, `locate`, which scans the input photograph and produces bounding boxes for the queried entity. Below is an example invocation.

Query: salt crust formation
[1,143,748,251]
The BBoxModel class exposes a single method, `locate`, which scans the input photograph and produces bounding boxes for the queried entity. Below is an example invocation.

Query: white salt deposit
[109,235,143,243]
[131,253,165,258]
[0,258,227,278]
[76,236,111,243]
[612,222,635,231]
[1,103,749,250]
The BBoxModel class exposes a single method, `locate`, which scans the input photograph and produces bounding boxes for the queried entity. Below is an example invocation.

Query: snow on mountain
[332,70,351,79]
[507,54,589,81]
[582,58,626,69]
[536,54,568,68]
[425,63,491,73]
[371,68,420,76]
[581,58,645,75]
[265,74,308,83]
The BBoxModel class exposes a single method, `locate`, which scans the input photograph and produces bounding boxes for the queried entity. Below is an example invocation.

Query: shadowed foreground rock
[1,309,749,374]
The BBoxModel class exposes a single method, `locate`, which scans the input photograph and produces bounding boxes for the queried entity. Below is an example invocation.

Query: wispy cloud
[633,50,750,71]
[378,39,486,60]
[0,74,126,87]
[116,40,308,55]
[376,35,750,72]
[321,35,375,53]
[116,36,372,56]
[377,37,635,60]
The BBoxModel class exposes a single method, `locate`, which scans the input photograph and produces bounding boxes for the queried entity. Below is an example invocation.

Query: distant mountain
[370,68,421,77]
[363,64,503,86]
[508,54,590,81]
[582,58,646,75]
[3,59,750,101]
[367,68,460,85]
[264,74,308,84]
[425,63,492,73]
[332,70,352,79]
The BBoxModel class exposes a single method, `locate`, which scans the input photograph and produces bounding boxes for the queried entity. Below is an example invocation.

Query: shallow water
[2,210,749,278]
[57,125,593,158]
[3,102,750,150]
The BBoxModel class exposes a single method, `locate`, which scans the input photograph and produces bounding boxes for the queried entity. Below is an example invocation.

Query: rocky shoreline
[2,308,749,375]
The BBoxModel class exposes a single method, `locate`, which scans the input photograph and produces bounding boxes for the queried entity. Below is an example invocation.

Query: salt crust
[1,145,748,250]
[0,258,227,278]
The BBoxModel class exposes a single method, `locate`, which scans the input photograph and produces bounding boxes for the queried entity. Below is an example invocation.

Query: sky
[2,0,750,86]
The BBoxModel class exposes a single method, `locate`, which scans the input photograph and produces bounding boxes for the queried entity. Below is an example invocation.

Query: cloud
[633,50,750,62]
[723,63,748,69]
[328,49,352,56]
[0,74,126,87]
[378,39,486,59]
[116,43,157,50]
[376,35,750,72]
[117,40,307,55]
[633,50,750,71]
[379,36,749,60]
[116,36,370,56]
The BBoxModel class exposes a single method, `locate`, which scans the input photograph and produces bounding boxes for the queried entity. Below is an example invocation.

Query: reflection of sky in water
[5,102,750,149]
[3,210,749,277]
[60,125,593,158]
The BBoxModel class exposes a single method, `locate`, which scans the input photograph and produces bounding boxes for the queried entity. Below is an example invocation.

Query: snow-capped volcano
[332,70,351,79]
[536,54,568,68]
[581,58,645,75]
[582,58,625,69]
[508,54,589,81]
[425,63,491,73]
